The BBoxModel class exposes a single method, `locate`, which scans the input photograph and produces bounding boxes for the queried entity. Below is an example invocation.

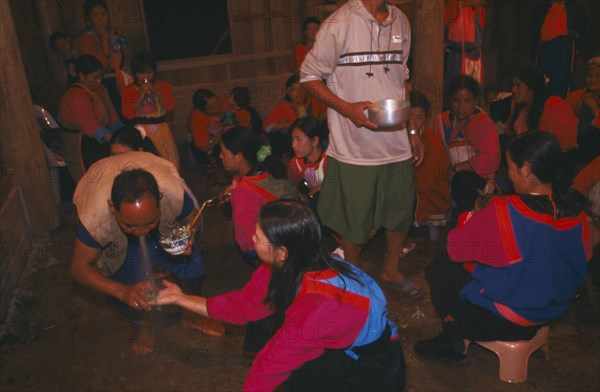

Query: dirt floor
[1,164,599,391]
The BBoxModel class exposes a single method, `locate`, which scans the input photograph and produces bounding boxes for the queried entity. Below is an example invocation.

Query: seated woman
[121,51,179,169]
[219,126,298,261]
[433,75,500,214]
[411,91,451,239]
[566,56,600,166]
[59,54,123,172]
[188,88,225,169]
[287,116,328,210]
[506,66,578,174]
[290,16,320,75]
[415,132,591,364]
[153,199,406,391]
[264,75,326,162]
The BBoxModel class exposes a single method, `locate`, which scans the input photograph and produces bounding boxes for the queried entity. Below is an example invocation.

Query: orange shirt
[121,80,174,120]
[541,3,568,41]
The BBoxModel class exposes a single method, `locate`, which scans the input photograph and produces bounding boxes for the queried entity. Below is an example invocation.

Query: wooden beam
[0,2,60,237]
[410,0,444,122]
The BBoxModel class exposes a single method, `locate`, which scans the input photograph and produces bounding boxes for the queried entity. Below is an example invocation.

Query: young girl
[121,51,179,169]
[153,199,406,391]
[225,86,263,135]
[287,116,327,209]
[188,88,225,169]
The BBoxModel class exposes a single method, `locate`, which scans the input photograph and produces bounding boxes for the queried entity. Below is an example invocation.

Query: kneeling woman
[153,199,406,391]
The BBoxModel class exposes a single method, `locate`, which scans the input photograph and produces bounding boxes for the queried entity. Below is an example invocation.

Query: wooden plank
[411,0,444,123]
[1,5,60,236]
[0,187,32,323]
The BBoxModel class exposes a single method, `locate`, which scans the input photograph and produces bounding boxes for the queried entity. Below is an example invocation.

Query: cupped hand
[153,280,183,306]
[124,281,155,311]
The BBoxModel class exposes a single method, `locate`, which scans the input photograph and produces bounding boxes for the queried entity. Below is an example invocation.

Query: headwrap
[588,56,600,67]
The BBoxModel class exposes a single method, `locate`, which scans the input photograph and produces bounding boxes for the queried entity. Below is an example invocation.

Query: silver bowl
[368,99,410,129]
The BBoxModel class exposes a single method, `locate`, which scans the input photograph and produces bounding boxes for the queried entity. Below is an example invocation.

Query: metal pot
[368,99,410,129]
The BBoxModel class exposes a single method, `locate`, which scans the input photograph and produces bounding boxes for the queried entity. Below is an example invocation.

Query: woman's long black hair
[507,131,585,216]
[259,199,358,329]
[508,66,549,132]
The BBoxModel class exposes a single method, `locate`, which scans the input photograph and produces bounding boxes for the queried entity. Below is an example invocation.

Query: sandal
[398,240,416,259]
[385,279,425,300]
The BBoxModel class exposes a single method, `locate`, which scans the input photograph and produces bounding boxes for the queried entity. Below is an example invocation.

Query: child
[121,51,179,169]
[411,90,452,241]
[188,88,225,170]
[225,86,264,135]
[287,116,328,210]
[49,31,78,86]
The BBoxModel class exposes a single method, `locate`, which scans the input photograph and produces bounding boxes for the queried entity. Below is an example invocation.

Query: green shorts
[317,157,415,244]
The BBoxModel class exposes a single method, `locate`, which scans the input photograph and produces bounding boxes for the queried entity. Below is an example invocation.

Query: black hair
[221,126,261,169]
[130,51,157,78]
[110,126,159,156]
[260,199,358,328]
[508,66,549,132]
[409,90,431,114]
[447,75,480,102]
[230,86,250,108]
[285,75,300,102]
[83,0,108,18]
[49,31,69,50]
[507,131,585,216]
[192,89,215,112]
[221,126,287,179]
[110,169,160,211]
[302,16,320,31]
[75,54,103,75]
[289,116,328,152]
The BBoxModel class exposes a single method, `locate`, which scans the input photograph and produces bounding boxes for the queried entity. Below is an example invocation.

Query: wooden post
[411,0,444,122]
[0,2,60,236]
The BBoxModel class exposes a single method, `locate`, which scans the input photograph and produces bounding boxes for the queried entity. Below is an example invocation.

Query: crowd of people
[44,0,598,390]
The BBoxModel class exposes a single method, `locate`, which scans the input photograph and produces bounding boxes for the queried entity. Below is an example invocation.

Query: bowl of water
[368,99,410,129]
[159,224,193,255]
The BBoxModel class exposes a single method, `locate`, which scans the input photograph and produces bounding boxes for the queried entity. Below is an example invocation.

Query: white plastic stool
[464,325,550,383]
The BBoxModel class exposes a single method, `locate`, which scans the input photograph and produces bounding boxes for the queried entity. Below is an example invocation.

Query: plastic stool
[463,326,550,383]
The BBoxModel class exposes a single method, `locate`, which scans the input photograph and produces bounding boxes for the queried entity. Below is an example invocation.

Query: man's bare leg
[181,309,225,337]
[381,230,409,282]
[381,230,423,297]
[341,237,361,265]
[130,318,155,355]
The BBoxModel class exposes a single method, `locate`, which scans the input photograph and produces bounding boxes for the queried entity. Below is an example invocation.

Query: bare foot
[130,321,155,355]
[181,310,225,337]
